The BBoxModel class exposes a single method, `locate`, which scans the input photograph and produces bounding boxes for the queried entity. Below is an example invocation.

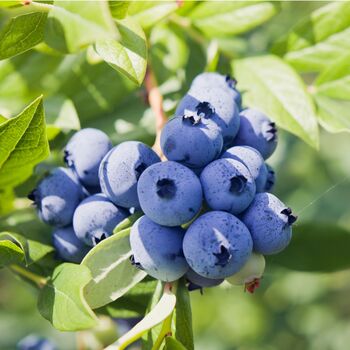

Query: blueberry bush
[0,1,350,350]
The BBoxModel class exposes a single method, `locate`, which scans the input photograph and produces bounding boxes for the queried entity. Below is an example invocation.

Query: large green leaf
[38,263,98,331]
[188,1,278,37]
[0,8,48,60]
[0,239,24,267]
[174,279,194,350]
[0,231,53,267]
[95,18,147,85]
[314,95,350,134]
[268,223,350,272]
[105,283,176,350]
[128,1,178,29]
[45,0,116,53]
[315,53,350,100]
[164,337,187,350]
[233,55,319,148]
[0,96,49,188]
[82,228,147,310]
[272,2,350,72]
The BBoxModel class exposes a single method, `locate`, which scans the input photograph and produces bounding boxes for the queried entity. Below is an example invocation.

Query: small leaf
[188,2,278,37]
[82,228,147,309]
[95,18,147,85]
[0,96,49,188]
[0,231,53,267]
[109,1,130,19]
[0,9,48,60]
[106,283,176,350]
[38,263,98,331]
[233,55,319,148]
[113,211,143,234]
[0,239,24,267]
[174,279,194,350]
[268,223,350,272]
[128,2,178,29]
[314,95,350,133]
[45,0,116,53]
[315,53,350,100]
[164,337,187,350]
[272,2,350,72]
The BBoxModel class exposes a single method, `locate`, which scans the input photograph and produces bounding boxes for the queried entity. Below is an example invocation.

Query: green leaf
[0,239,24,267]
[0,231,53,267]
[314,95,350,133]
[272,2,350,72]
[315,53,350,100]
[106,283,176,350]
[164,337,187,350]
[188,1,278,37]
[113,211,143,234]
[233,55,319,148]
[99,278,158,318]
[0,187,14,215]
[268,223,350,272]
[174,279,194,350]
[45,0,116,53]
[95,18,147,85]
[0,9,48,60]
[82,228,147,309]
[38,263,98,331]
[0,96,49,188]
[109,1,130,19]
[128,1,178,29]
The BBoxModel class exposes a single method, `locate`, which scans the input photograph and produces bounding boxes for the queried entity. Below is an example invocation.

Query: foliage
[0,1,349,349]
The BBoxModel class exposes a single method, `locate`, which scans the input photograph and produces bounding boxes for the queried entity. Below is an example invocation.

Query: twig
[145,67,167,159]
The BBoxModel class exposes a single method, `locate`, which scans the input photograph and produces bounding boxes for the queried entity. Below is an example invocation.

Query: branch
[145,67,167,159]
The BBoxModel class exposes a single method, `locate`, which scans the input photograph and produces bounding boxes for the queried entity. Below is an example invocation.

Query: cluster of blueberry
[29,72,297,292]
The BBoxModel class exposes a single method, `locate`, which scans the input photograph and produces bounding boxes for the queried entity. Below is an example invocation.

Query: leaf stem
[151,311,174,350]
[22,0,54,12]
[145,67,168,159]
[9,264,47,288]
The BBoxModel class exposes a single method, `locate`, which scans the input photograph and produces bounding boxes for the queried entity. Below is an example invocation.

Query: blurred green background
[1,1,350,349]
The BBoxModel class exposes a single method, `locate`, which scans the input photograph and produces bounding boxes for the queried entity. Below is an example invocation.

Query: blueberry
[28,167,85,227]
[64,128,112,187]
[200,158,256,215]
[221,146,268,192]
[17,335,56,350]
[137,161,203,227]
[264,164,275,192]
[241,193,297,255]
[73,193,128,246]
[175,86,240,146]
[130,215,188,282]
[233,109,277,159]
[52,226,90,263]
[183,211,253,279]
[186,268,223,290]
[226,253,265,293]
[99,141,160,208]
[191,72,242,110]
[160,114,223,168]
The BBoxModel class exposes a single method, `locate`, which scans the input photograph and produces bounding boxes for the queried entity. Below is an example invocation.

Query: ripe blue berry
[137,161,203,227]
[191,72,242,110]
[99,141,160,208]
[175,86,240,145]
[233,109,277,159]
[160,114,223,168]
[64,128,112,187]
[264,164,275,192]
[28,167,85,227]
[183,211,253,279]
[73,193,128,246]
[200,158,256,215]
[186,268,223,290]
[241,193,297,255]
[52,226,90,263]
[17,335,56,350]
[221,146,268,192]
[130,216,188,282]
